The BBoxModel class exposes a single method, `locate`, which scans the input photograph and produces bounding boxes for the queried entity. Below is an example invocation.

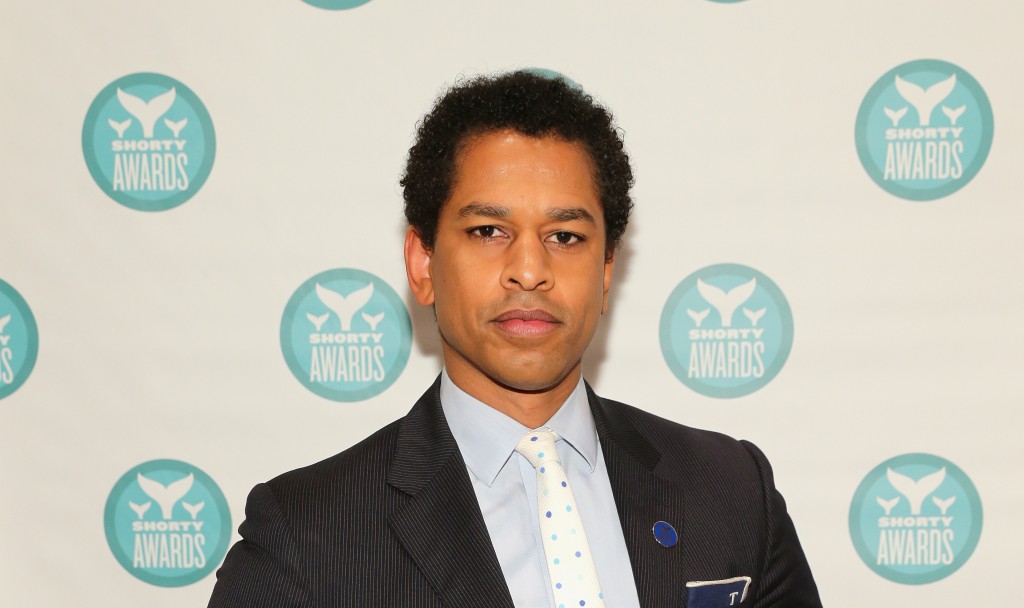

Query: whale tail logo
[128,501,151,520]
[932,495,956,515]
[875,496,900,515]
[742,307,765,326]
[887,467,946,515]
[697,278,756,327]
[164,118,188,138]
[894,74,956,127]
[315,282,374,331]
[0,314,10,333]
[136,472,194,519]
[686,308,710,327]
[108,118,132,138]
[116,87,177,138]
[361,311,384,331]
[182,500,205,520]
[306,312,329,331]
[942,105,966,126]
[883,106,908,127]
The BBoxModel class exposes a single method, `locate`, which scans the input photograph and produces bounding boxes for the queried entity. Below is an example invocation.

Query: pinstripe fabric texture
[208,378,820,607]
[590,386,821,607]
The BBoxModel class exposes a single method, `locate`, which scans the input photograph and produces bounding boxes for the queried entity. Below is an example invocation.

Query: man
[209,71,821,607]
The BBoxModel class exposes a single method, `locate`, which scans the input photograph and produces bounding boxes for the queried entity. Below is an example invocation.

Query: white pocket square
[685,576,751,607]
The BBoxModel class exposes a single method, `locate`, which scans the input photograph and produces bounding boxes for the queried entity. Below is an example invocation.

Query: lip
[491,308,562,337]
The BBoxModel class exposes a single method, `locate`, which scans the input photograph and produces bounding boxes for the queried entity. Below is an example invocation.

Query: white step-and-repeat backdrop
[2,1,1021,605]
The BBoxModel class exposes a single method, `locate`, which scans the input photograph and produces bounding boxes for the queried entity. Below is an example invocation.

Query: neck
[443,360,582,429]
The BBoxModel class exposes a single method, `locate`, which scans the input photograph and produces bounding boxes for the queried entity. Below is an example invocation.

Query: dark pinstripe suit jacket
[208,378,821,607]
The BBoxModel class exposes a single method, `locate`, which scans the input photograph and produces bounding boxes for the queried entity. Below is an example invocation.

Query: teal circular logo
[301,0,372,9]
[856,59,993,201]
[83,73,216,211]
[849,453,982,584]
[281,268,412,401]
[0,279,38,400]
[104,459,231,587]
[659,264,793,398]
[523,67,584,91]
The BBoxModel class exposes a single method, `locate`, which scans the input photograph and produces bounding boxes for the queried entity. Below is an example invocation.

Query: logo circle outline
[103,459,232,587]
[280,267,412,402]
[854,58,994,201]
[82,72,217,211]
[0,278,39,400]
[659,263,794,399]
[848,452,983,584]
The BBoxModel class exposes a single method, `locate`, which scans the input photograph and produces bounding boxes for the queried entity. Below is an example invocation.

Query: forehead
[446,130,600,213]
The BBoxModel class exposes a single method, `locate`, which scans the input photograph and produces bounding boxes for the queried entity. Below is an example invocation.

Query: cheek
[573,266,608,303]
[434,274,476,322]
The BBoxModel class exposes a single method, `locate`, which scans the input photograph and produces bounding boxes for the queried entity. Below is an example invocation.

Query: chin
[495,376,561,393]
[487,358,576,394]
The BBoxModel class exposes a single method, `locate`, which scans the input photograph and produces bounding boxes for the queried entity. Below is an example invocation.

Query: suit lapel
[387,379,515,608]
[588,386,690,608]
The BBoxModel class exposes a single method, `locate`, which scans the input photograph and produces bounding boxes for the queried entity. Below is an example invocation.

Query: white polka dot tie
[516,428,605,608]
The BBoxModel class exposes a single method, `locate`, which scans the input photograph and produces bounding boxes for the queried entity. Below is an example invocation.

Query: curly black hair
[401,70,634,258]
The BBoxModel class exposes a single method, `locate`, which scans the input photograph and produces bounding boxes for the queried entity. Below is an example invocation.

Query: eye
[467,225,506,240]
[548,231,583,246]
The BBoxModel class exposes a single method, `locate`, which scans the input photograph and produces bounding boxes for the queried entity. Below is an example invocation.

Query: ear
[601,252,615,315]
[404,227,435,306]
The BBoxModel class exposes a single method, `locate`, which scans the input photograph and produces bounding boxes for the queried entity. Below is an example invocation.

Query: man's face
[406,130,614,402]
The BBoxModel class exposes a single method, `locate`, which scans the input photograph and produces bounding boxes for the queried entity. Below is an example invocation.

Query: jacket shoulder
[597,397,822,605]
[262,418,404,512]
[599,395,764,476]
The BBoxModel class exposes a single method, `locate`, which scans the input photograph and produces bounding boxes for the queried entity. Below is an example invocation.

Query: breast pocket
[685,576,751,608]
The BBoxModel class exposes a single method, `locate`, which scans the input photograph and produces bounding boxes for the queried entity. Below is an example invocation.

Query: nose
[501,236,553,291]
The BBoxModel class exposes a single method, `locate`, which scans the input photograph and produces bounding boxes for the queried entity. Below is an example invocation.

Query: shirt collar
[440,370,599,487]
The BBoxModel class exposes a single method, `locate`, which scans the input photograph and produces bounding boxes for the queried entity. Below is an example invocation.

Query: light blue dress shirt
[440,371,642,608]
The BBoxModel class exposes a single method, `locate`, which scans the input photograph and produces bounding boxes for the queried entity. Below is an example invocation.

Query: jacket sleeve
[740,441,823,608]
[208,482,309,608]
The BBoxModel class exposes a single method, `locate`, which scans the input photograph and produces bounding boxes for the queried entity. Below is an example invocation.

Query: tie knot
[515,428,560,469]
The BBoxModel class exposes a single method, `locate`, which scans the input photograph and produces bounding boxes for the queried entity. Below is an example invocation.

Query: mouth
[491,308,562,337]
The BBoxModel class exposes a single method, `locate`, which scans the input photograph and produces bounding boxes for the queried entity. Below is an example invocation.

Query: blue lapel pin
[652,521,678,548]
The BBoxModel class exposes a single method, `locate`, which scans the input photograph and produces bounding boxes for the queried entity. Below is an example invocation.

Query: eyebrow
[457,203,510,219]
[457,203,596,224]
[546,207,595,224]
